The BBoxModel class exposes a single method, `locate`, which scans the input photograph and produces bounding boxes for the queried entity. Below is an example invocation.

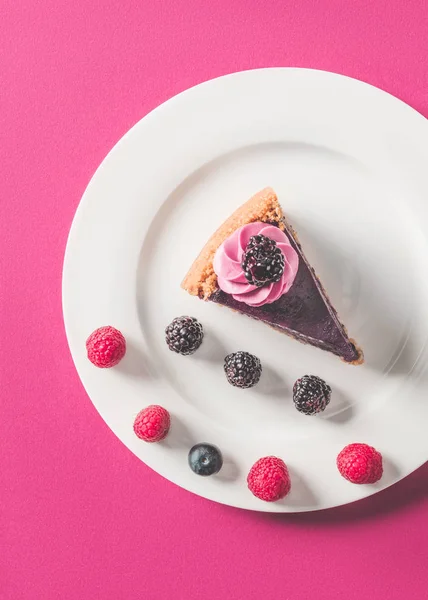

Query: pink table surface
[2,1,428,598]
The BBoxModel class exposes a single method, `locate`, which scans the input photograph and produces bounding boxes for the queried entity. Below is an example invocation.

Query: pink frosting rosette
[213,222,299,307]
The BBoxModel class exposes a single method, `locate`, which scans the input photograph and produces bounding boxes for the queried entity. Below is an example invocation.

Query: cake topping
[242,234,285,287]
[213,222,299,307]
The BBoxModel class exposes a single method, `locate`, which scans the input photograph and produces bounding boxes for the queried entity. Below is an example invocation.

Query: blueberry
[188,443,223,476]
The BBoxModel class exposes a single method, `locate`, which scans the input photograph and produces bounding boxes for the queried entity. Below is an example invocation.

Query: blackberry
[165,316,203,355]
[224,351,262,388]
[188,443,223,476]
[293,375,331,415]
[241,234,285,287]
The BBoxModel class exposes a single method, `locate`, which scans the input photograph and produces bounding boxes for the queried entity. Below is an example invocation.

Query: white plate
[63,68,428,512]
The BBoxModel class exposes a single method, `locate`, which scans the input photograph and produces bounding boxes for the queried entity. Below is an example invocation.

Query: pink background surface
[2,1,428,598]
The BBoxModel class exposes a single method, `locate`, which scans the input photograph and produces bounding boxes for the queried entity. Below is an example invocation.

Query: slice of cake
[182,188,363,364]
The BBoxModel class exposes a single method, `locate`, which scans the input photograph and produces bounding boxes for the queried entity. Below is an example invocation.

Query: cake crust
[181,187,283,299]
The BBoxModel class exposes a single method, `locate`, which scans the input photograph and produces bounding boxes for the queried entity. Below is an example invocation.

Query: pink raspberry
[247,456,291,502]
[86,326,126,368]
[133,405,171,443]
[337,443,383,484]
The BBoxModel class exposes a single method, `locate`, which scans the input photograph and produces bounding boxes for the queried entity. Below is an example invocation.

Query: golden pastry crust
[347,340,364,365]
[181,187,283,299]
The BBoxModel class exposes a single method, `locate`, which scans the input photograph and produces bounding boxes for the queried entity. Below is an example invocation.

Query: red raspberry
[133,405,170,443]
[86,326,126,368]
[337,443,383,484]
[247,456,291,502]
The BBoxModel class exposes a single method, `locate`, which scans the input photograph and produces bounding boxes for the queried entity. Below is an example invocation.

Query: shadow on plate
[320,387,354,424]
[217,455,241,482]
[163,415,197,450]
[262,457,428,525]
[278,466,318,509]
[116,339,155,379]
[257,364,289,398]
[192,328,228,364]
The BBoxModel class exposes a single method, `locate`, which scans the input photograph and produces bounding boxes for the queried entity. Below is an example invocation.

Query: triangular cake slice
[182,188,363,364]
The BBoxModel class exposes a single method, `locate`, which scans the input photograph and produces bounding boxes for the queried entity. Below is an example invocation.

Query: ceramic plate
[63,68,428,512]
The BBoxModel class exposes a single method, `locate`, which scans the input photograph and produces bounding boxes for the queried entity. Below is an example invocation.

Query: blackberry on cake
[241,234,285,287]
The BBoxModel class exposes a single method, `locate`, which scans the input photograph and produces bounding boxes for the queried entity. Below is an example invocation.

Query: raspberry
[337,443,383,484]
[224,351,262,388]
[247,456,291,501]
[165,316,204,355]
[86,326,126,368]
[241,234,285,287]
[133,405,171,443]
[293,375,331,415]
